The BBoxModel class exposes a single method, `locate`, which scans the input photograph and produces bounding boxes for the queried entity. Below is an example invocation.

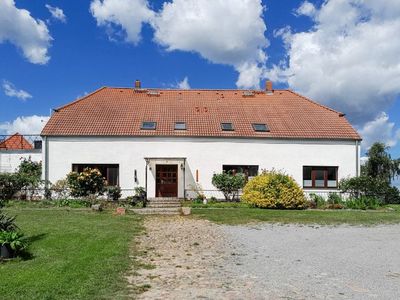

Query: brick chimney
[134,80,141,89]
[265,80,273,94]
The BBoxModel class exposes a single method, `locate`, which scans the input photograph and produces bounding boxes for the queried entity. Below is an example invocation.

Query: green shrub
[0,173,25,200]
[241,170,307,209]
[66,168,105,198]
[308,193,326,208]
[339,176,400,204]
[326,193,344,209]
[212,172,246,201]
[0,230,28,257]
[344,196,381,210]
[107,186,122,201]
[0,212,17,231]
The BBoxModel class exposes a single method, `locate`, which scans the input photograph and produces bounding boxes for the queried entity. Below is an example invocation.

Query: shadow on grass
[19,233,48,261]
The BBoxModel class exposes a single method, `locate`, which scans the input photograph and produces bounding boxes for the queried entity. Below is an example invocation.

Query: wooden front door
[156,165,178,197]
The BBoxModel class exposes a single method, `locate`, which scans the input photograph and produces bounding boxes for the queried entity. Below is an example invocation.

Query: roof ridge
[103,86,290,92]
[54,87,107,111]
[287,90,345,116]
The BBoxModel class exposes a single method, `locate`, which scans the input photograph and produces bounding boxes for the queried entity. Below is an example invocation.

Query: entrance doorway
[156,164,178,197]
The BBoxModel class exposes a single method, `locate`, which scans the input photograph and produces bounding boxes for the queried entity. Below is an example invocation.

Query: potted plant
[0,231,28,259]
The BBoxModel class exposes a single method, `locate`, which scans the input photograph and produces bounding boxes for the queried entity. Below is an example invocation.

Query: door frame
[155,164,179,197]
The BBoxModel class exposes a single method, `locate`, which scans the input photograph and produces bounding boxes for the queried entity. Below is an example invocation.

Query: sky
[1,0,400,159]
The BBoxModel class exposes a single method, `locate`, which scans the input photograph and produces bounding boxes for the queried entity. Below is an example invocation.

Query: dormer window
[174,122,187,130]
[221,123,234,131]
[141,121,157,130]
[252,123,269,132]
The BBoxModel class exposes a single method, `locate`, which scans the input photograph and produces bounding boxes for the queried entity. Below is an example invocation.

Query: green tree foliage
[212,171,246,201]
[361,142,400,183]
[242,170,307,209]
[341,142,400,204]
[66,168,105,198]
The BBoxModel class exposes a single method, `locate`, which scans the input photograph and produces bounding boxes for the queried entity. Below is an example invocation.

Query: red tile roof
[41,87,361,140]
[0,133,33,150]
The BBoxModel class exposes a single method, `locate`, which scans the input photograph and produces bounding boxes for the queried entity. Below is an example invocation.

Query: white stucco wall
[44,136,360,198]
[0,150,42,173]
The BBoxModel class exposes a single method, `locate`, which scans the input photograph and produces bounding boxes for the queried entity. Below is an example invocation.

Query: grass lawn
[192,205,400,225]
[0,207,143,300]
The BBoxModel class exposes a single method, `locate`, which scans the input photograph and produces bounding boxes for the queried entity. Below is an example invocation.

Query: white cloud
[2,80,32,100]
[268,0,400,125]
[358,112,400,151]
[0,0,52,64]
[176,77,190,89]
[90,0,269,89]
[90,0,154,44]
[294,1,317,17]
[0,115,49,134]
[45,4,66,23]
[151,0,268,89]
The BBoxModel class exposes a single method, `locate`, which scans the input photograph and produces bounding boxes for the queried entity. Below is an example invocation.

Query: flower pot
[0,244,12,259]
[181,207,191,216]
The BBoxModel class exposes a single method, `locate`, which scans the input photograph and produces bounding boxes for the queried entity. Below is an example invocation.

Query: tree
[362,142,400,183]
[212,171,246,201]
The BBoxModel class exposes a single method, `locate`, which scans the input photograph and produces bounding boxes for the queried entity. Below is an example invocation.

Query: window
[141,121,156,130]
[72,164,119,186]
[223,165,259,178]
[174,122,187,130]
[252,123,269,132]
[221,123,234,131]
[303,166,338,188]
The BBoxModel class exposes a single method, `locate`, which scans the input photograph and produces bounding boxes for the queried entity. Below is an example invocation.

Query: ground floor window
[222,165,259,178]
[303,166,338,188]
[72,164,119,186]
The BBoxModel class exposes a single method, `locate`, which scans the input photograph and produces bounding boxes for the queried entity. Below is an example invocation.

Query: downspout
[44,136,49,188]
[183,158,186,200]
[356,140,360,177]
[144,159,148,207]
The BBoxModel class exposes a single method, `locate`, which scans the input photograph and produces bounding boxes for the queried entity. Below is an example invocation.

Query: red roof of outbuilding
[0,133,33,150]
[41,87,361,140]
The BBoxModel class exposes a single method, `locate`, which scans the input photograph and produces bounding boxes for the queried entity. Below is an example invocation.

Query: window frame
[174,122,187,130]
[221,122,234,131]
[141,121,157,130]
[252,123,269,132]
[303,166,338,189]
[72,164,120,186]
[222,165,259,178]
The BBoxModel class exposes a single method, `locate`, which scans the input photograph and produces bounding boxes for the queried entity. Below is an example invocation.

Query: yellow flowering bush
[242,170,307,209]
[66,168,105,197]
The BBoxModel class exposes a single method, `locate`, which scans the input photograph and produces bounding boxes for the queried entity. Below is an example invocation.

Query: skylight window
[252,123,269,132]
[221,123,234,131]
[141,121,157,130]
[174,122,187,130]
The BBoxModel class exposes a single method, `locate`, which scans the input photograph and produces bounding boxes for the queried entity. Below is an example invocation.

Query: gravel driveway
[129,217,400,299]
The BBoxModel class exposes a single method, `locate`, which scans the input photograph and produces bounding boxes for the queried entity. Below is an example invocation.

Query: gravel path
[129,217,400,299]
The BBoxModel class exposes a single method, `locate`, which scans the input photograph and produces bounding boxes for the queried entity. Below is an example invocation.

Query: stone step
[147,197,182,201]
[130,207,181,215]
[147,201,181,205]
[147,203,182,208]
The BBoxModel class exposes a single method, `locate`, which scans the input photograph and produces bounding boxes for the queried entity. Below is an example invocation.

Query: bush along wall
[241,170,307,209]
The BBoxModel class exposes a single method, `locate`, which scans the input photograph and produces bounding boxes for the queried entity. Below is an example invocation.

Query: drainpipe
[144,159,148,207]
[183,158,186,200]
[356,140,360,177]
[44,136,49,188]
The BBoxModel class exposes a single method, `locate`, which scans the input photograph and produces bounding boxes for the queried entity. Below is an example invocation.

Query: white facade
[43,136,360,199]
[0,150,42,173]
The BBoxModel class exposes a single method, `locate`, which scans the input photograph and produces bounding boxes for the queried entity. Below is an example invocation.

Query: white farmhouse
[41,81,361,199]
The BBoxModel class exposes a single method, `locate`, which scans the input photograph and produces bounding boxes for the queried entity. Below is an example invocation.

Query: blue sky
[1,0,400,159]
